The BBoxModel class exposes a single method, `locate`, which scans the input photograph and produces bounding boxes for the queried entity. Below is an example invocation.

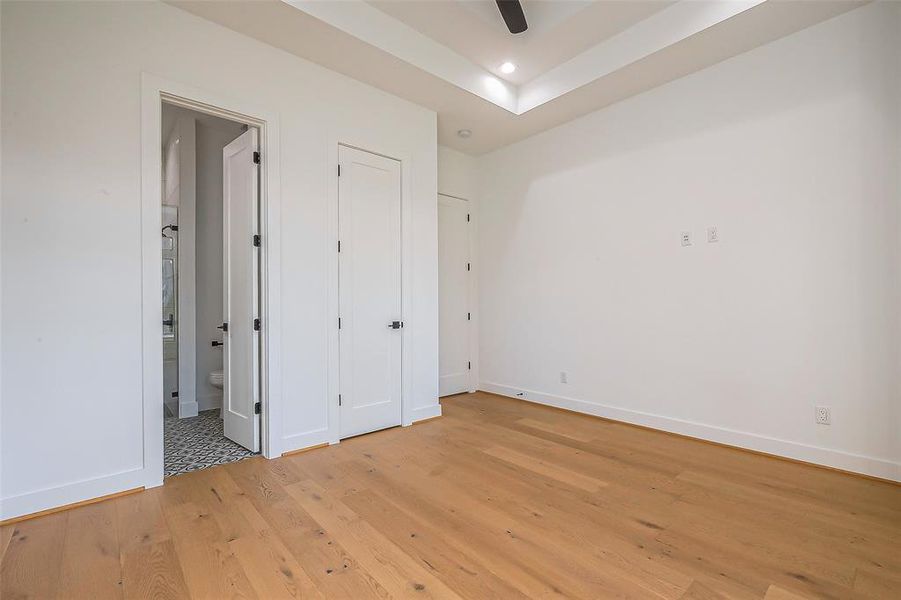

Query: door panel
[222,129,260,452]
[438,195,471,396]
[339,145,402,439]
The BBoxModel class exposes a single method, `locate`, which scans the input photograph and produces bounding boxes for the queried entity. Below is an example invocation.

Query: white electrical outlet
[815,406,831,425]
[681,231,692,247]
[707,226,719,243]
[560,371,568,384]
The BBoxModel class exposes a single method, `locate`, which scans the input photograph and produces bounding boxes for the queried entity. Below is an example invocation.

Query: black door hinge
[467,262,471,271]
[338,317,342,329]
[218,322,228,332]
[337,240,341,253]
[253,318,261,331]
[467,213,470,222]
[338,394,342,407]
[467,312,471,321]
[254,401,261,414]
[253,151,261,165]
[337,164,341,177]
[468,361,471,370]
[253,234,261,247]
[171,391,179,398]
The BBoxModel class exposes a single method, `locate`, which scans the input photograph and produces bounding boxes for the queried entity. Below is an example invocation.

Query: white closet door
[438,195,471,397]
[222,129,260,452]
[338,145,402,439]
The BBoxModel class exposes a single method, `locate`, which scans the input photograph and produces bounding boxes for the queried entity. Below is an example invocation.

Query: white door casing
[222,128,261,452]
[142,77,282,495]
[438,195,471,396]
[338,145,403,439]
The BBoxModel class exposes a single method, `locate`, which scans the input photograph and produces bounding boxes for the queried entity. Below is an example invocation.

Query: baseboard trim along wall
[179,399,200,418]
[0,487,144,527]
[281,442,330,457]
[479,382,901,483]
[0,467,147,522]
[196,393,222,413]
[410,404,443,424]
[282,427,332,457]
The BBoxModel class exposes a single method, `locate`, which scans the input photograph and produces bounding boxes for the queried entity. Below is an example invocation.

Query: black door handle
[217,322,228,332]
[388,321,403,329]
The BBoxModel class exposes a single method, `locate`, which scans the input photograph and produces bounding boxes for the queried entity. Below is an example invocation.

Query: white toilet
[208,369,224,390]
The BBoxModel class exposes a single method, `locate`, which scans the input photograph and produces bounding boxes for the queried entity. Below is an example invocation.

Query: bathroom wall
[160,113,196,418]
[194,117,245,411]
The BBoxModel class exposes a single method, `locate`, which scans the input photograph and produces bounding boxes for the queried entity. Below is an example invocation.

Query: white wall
[0,0,438,519]
[438,145,479,201]
[478,2,901,481]
[161,111,199,418]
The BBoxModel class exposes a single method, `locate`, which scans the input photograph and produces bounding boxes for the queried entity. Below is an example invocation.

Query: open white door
[338,145,402,439]
[222,129,260,452]
[438,194,471,396]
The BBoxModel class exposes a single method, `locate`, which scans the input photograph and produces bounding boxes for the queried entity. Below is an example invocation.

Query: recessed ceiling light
[500,62,516,74]
[457,129,472,139]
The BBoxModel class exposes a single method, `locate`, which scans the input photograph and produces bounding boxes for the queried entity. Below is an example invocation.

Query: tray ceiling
[169,0,867,154]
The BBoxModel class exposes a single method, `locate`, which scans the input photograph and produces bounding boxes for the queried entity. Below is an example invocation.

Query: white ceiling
[169,0,866,154]
[368,1,675,85]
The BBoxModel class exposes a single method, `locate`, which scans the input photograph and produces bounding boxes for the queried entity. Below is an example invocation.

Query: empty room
[1,1,899,598]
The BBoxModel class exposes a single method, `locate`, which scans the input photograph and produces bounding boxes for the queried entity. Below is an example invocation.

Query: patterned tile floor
[164,409,255,477]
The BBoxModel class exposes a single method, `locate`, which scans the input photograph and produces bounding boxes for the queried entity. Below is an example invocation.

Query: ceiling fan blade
[496,0,528,34]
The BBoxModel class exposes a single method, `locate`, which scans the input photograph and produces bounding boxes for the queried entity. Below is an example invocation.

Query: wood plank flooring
[2,392,899,599]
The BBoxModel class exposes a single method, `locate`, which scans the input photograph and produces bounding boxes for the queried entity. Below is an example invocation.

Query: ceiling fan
[496,0,528,34]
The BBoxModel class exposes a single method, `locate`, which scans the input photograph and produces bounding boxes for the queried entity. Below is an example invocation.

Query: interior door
[338,145,402,439]
[222,128,260,452]
[438,194,471,396]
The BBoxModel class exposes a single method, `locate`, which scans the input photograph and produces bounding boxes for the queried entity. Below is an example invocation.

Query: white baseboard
[410,403,442,423]
[282,404,442,455]
[479,382,900,482]
[196,393,222,412]
[281,427,331,456]
[178,399,199,418]
[1,467,146,521]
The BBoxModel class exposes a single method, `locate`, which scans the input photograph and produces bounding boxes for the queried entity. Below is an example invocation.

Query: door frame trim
[140,73,283,489]
[330,142,413,444]
[438,192,478,395]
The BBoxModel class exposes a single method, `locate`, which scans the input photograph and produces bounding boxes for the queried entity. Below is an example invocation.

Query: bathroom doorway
[160,102,260,477]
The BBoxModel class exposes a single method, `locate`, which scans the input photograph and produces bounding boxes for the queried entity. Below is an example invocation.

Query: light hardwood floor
[2,392,899,599]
